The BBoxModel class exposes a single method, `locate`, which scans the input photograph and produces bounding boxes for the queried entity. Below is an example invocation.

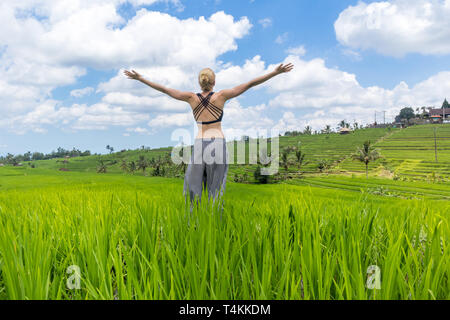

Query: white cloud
[12,49,444,136]
[97,66,196,100]
[335,0,450,57]
[4,8,250,70]
[126,126,150,134]
[2,100,150,133]
[72,103,148,130]
[148,112,192,127]
[0,1,252,133]
[102,92,187,112]
[222,100,274,139]
[2,0,450,139]
[286,45,306,56]
[341,48,362,61]
[215,53,450,132]
[275,32,288,44]
[71,87,94,98]
[216,55,267,88]
[258,18,272,28]
[129,0,184,11]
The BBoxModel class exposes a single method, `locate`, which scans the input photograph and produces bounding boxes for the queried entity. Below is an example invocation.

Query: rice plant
[0,170,448,300]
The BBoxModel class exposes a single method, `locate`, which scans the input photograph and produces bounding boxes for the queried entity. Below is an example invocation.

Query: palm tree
[97,160,107,173]
[351,140,381,179]
[120,160,128,173]
[303,126,312,135]
[294,148,308,169]
[137,155,149,174]
[281,148,291,171]
[128,161,136,174]
[322,125,332,134]
[6,153,14,163]
[421,106,427,119]
[149,157,162,176]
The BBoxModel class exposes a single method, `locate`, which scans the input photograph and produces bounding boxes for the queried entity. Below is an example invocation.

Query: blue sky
[1,0,449,155]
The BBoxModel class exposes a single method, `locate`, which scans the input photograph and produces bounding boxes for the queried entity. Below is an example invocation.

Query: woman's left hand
[124,69,143,81]
[275,63,294,74]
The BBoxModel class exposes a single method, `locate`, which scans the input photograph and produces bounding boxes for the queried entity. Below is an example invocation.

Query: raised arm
[219,63,294,101]
[124,69,194,102]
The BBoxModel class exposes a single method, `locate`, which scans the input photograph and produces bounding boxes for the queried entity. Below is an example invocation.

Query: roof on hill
[429,108,450,115]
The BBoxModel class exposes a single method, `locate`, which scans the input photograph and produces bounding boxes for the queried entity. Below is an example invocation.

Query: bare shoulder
[185,91,197,103]
[215,90,227,97]
[214,90,229,104]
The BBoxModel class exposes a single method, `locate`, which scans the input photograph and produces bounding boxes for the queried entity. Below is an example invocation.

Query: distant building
[429,108,450,123]
[430,115,442,123]
[339,128,352,135]
[393,122,406,128]
[0,163,4,167]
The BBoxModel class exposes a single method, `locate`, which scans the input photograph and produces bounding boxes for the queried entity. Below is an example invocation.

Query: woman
[124,63,294,207]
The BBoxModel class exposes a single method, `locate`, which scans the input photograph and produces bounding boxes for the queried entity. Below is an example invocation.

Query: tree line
[98,153,187,178]
[284,121,365,137]
[395,99,449,123]
[0,147,92,165]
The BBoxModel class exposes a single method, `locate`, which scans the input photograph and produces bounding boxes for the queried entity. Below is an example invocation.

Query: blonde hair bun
[198,68,215,91]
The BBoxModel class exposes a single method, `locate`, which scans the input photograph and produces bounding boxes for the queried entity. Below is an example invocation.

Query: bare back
[187,91,227,139]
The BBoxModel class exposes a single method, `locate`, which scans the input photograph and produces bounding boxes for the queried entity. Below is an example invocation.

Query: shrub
[254,166,271,184]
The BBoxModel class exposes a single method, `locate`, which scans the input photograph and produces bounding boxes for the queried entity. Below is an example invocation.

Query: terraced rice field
[292,175,450,201]
[337,124,450,180]
[230,128,393,179]
[280,128,393,173]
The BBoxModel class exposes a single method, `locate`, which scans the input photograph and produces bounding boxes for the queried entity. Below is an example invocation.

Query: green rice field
[0,167,448,300]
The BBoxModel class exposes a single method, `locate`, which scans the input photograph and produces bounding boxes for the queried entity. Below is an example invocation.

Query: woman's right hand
[275,63,294,74]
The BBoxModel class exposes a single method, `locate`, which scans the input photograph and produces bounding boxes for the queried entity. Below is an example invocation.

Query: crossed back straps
[193,92,224,125]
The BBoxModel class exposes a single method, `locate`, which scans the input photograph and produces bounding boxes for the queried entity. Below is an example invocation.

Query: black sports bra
[192,92,224,125]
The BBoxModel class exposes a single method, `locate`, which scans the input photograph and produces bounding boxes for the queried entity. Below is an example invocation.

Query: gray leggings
[183,138,229,205]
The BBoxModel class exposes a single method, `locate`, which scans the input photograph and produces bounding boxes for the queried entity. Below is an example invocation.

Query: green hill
[6,124,450,184]
[17,127,392,180]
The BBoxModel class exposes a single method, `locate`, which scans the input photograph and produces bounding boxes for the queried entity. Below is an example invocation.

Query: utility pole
[383,111,386,124]
[434,127,438,163]
[374,111,377,125]
[443,99,446,123]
